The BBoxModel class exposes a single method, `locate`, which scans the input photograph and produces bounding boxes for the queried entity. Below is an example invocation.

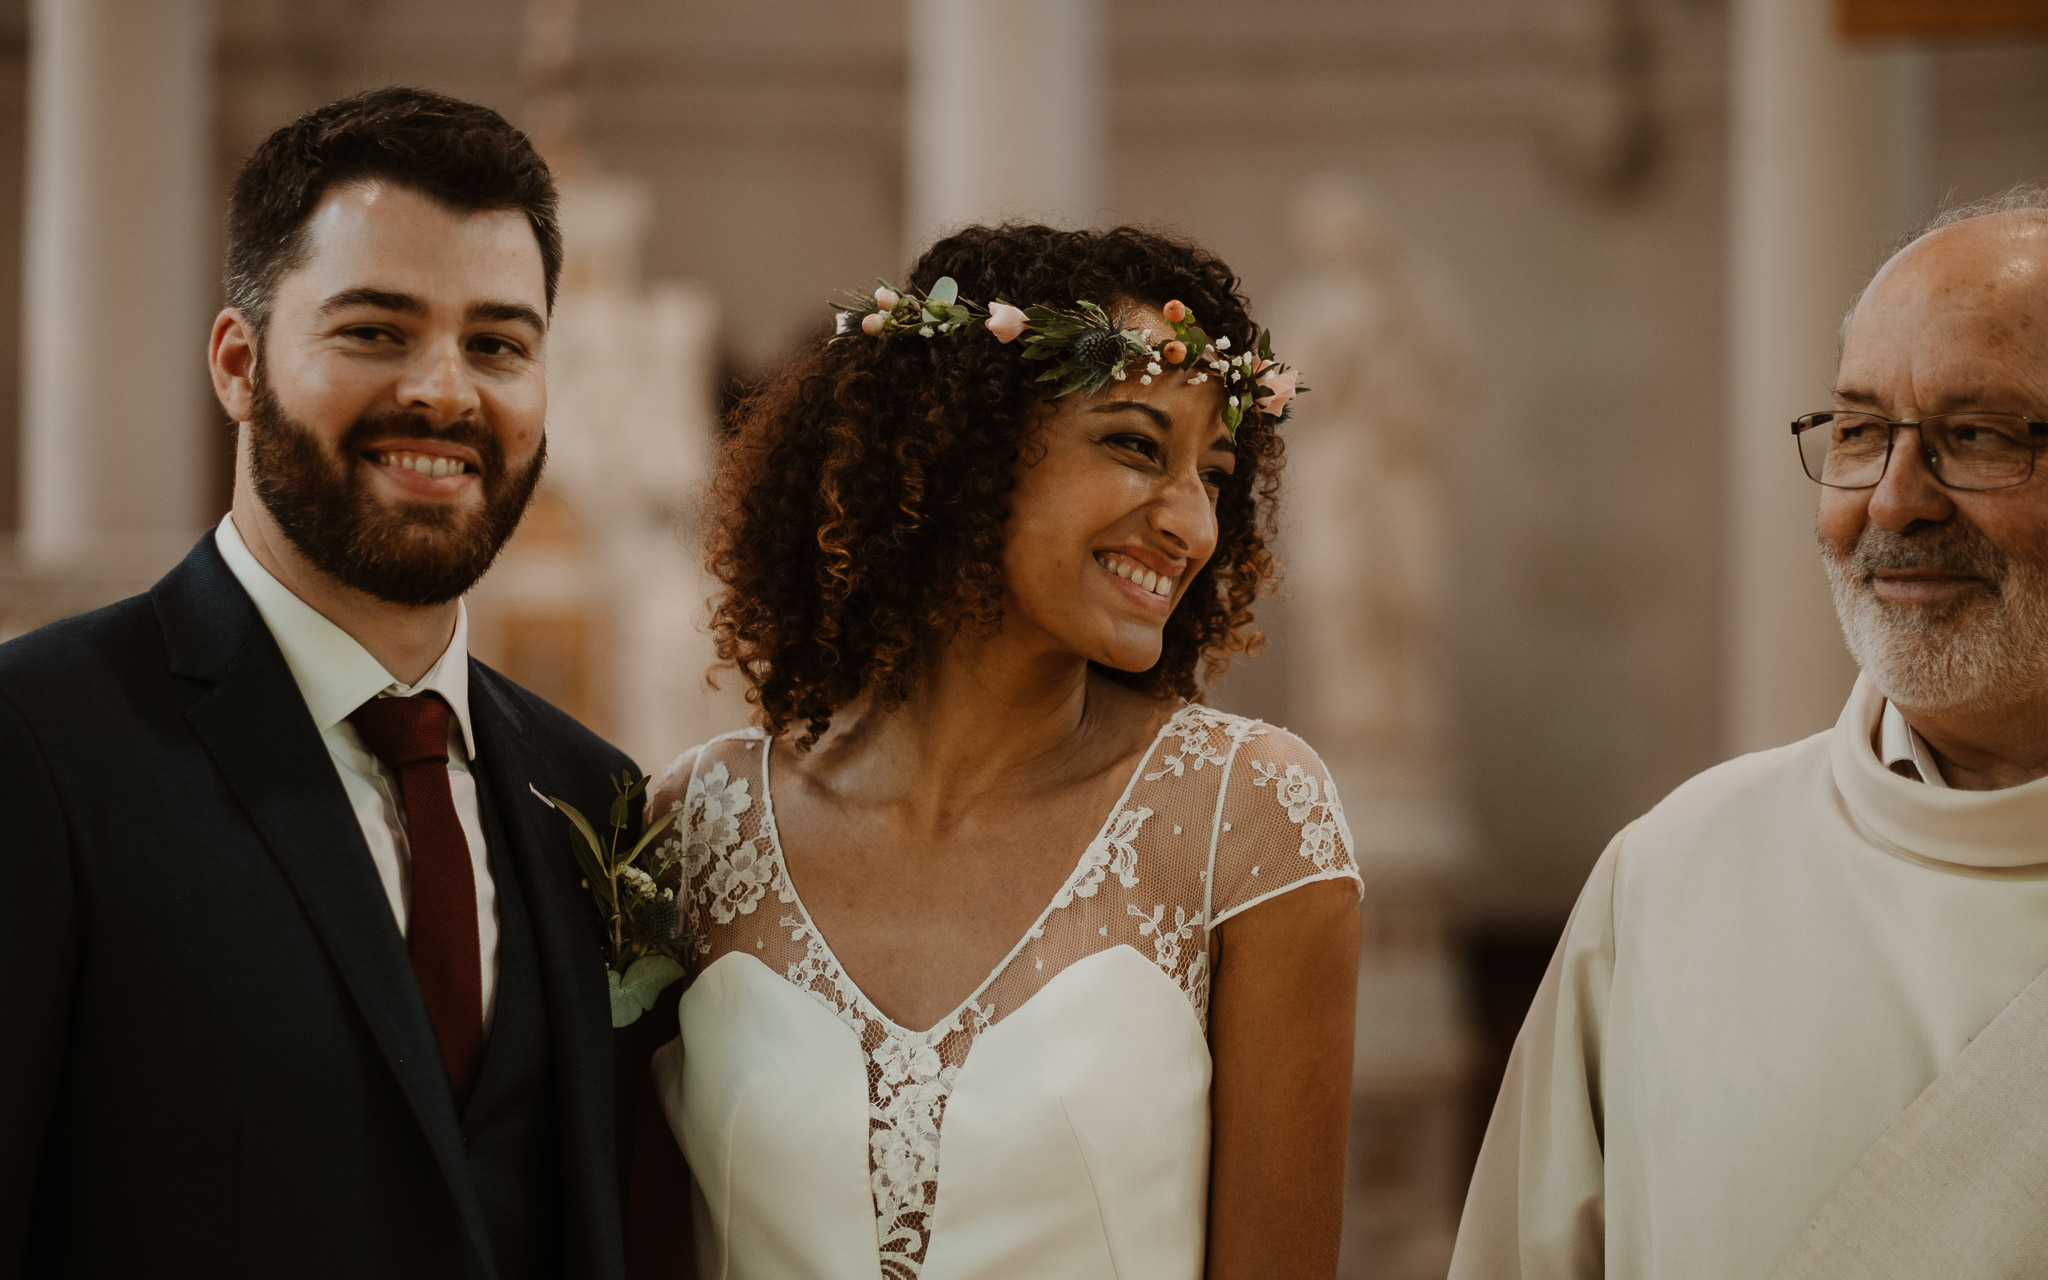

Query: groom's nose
[394,336,483,427]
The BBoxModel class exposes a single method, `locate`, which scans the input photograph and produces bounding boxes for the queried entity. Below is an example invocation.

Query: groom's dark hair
[223,86,562,336]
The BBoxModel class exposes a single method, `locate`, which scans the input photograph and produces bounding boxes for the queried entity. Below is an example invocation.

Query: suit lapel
[157,538,500,1278]
[467,666,621,1280]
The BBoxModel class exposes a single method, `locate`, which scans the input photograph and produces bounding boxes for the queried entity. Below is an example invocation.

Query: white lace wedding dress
[651,703,1361,1279]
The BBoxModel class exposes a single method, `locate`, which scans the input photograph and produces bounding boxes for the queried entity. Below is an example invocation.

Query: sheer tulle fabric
[657,704,1360,1278]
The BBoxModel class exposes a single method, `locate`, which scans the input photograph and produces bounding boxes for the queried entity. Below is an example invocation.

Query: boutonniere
[530,771,692,1027]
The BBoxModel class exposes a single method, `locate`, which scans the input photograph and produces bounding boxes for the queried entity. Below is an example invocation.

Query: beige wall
[0,0,25,533]
[6,0,2047,920]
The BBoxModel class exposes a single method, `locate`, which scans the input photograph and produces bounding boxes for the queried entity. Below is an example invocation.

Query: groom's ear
[210,308,257,425]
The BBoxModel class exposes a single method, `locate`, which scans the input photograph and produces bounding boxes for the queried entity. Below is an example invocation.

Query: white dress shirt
[216,515,500,1027]
[1879,698,1950,787]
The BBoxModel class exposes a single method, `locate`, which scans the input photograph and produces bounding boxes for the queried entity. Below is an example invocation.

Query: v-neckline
[754,703,1193,1039]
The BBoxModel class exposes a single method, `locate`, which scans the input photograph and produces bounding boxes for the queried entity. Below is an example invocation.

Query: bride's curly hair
[706,223,1284,746]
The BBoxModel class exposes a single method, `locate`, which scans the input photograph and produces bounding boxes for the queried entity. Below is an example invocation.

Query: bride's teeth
[1139,569,1158,592]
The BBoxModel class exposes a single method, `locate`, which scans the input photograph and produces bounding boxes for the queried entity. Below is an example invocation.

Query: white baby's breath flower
[1140,374,1153,385]
[1216,336,1231,350]
[1145,361,1162,375]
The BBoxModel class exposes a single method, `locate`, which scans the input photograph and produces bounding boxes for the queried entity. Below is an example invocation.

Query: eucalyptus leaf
[609,955,686,1028]
[929,276,959,305]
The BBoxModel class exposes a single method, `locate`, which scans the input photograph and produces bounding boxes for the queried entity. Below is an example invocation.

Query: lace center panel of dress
[664,703,1356,1279]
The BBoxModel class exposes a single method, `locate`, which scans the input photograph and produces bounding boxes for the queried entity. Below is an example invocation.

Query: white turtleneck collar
[1832,673,2048,871]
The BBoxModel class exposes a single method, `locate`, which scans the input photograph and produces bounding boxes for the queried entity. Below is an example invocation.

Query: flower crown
[830,276,1302,438]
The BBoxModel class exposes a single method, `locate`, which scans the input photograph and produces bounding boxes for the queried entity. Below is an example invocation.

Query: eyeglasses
[1792,411,2048,491]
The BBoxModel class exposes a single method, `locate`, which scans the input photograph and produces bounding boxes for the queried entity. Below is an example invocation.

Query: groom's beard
[247,363,545,608]
[1822,518,2048,715]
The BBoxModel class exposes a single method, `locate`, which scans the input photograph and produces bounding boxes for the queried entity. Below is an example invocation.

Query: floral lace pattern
[667,708,1359,1278]
[1248,758,1354,874]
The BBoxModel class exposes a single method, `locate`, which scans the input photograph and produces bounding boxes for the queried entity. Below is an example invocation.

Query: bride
[645,223,1363,1279]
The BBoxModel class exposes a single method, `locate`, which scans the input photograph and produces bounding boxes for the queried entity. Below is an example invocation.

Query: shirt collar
[1878,697,1948,788]
[214,514,477,760]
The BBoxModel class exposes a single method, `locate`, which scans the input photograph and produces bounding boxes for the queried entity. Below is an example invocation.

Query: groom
[0,89,640,1279]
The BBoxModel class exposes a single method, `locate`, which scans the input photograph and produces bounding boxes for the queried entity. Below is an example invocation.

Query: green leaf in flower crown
[929,276,959,305]
[608,954,686,1028]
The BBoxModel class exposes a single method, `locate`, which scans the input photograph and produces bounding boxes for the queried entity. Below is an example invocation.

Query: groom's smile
[365,441,484,496]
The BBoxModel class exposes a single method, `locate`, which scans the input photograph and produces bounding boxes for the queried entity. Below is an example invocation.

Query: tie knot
[349,692,452,773]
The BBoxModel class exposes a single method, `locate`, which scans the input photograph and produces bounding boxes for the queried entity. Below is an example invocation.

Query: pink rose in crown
[985,301,1029,344]
[1255,367,1298,418]
[861,311,886,337]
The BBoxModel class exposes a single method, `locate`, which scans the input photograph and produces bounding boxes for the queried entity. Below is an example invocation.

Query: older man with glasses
[1451,188,2048,1280]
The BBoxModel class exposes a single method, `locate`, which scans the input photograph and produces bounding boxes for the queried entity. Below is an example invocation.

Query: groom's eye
[469,335,525,359]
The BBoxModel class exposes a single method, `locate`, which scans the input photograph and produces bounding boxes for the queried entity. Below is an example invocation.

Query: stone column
[902,0,1104,260]
[19,0,214,567]
[1722,0,1925,754]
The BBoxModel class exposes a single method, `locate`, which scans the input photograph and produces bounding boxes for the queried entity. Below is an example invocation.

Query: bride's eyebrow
[1091,401,1171,429]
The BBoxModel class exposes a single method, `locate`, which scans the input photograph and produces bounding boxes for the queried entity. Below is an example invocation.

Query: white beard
[1823,521,2048,715]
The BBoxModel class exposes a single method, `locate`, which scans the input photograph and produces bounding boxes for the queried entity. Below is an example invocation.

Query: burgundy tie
[348,692,482,1100]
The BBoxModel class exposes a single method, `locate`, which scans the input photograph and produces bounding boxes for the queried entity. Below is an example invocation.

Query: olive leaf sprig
[531,771,692,1028]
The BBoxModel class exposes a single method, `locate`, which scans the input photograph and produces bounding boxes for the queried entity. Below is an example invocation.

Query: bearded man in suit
[0,87,642,1280]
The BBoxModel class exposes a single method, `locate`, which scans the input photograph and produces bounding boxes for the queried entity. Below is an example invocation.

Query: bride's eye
[1105,433,1160,461]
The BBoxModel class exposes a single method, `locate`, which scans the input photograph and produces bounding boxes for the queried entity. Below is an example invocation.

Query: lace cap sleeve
[1208,723,1361,927]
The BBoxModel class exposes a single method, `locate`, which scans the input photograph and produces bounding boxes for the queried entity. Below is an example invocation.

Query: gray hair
[1842,181,2048,337]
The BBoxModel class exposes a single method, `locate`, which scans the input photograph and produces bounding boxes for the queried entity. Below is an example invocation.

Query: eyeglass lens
[1795,412,2039,490]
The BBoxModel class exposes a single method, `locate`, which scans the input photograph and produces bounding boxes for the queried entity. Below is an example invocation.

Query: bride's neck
[814,633,1105,812]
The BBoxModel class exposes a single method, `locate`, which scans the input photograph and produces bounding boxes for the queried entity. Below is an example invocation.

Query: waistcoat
[462,767,563,1280]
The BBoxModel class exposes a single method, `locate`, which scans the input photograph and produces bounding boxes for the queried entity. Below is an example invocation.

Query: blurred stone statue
[1273,175,1478,1280]
[1272,173,1470,877]
[464,0,749,768]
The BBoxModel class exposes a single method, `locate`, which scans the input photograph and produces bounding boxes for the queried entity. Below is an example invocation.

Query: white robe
[1450,675,2048,1279]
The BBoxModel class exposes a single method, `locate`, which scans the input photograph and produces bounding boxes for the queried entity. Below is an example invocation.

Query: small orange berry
[1162,340,1188,364]
[1161,300,1188,323]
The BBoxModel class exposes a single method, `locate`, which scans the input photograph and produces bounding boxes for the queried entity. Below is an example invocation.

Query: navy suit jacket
[0,535,636,1280]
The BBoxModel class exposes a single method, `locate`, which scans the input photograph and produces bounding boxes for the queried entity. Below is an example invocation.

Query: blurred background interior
[2,0,2046,1274]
